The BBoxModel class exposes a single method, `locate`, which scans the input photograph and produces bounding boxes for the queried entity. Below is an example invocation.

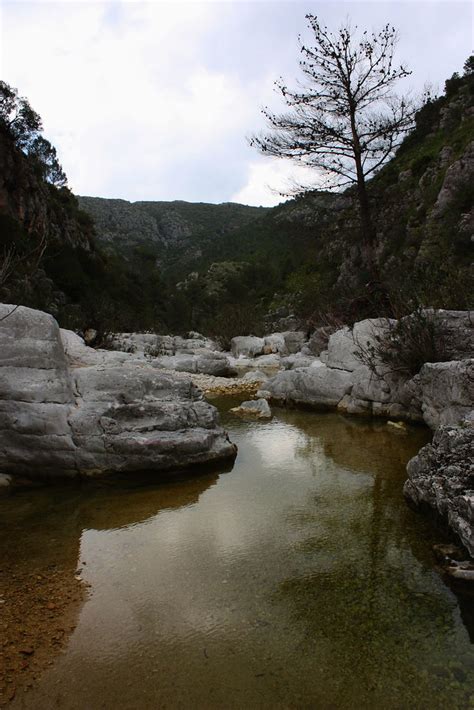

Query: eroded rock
[404,422,474,557]
[0,304,236,480]
[266,365,353,409]
[420,359,474,429]
[230,336,265,358]
[230,398,272,420]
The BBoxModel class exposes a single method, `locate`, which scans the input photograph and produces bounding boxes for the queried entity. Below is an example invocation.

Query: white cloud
[231,158,325,207]
[1,1,472,205]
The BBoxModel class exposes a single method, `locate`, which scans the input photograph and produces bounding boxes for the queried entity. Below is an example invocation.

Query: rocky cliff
[1,64,472,337]
[76,66,473,335]
[0,130,93,253]
[78,196,268,273]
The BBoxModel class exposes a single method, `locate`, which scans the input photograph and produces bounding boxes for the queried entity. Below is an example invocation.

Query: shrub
[356,308,452,377]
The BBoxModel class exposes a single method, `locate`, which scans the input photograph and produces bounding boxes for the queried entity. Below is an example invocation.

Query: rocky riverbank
[1,303,472,559]
[0,304,236,485]
[104,311,473,558]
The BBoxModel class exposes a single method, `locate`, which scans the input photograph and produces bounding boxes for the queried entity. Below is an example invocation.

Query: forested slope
[1,63,472,338]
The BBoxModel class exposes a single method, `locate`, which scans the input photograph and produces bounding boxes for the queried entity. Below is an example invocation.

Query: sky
[1,1,472,206]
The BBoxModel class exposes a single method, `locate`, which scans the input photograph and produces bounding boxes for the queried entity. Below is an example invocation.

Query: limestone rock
[326,318,393,372]
[281,353,319,370]
[420,360,474,429]
[61,329,138,368]
[230,398,272,419]
[264,333,286,354]
[266,365,353,409]
[107,333,173,356]
[228,352,281,372]
[106,333,219,357]
[404,422,474,557]
[282,331,308,354]
[430,310,474,361]
[432,140,474,218]
[152,351,234,377]
[253,353,282,369]
[0,304,236,480]
[230,336,265,358]
[241,370,268,383]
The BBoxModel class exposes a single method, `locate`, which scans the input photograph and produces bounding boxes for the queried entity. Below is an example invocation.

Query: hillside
[1,62,473,338]
[77,197,268,274]
[0,98,168,334]
[76,63,473,336]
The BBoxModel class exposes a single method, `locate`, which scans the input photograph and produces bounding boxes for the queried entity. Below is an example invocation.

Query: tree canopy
[0,80,67,187]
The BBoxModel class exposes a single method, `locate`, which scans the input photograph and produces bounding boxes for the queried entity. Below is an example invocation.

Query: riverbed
[1,402,474,709]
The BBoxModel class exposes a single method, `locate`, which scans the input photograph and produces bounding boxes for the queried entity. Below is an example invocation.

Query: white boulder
[0,304,236,480]
[230,336,265,358]
[230,398,272,419]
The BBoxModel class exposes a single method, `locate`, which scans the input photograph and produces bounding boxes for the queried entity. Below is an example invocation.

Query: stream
[1,399,474,709]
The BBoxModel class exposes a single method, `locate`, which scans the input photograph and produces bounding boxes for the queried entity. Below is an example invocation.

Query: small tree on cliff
[0,81,67,187]
[250,16,416,271]
[28,136,67,187]
[0,80,42,149]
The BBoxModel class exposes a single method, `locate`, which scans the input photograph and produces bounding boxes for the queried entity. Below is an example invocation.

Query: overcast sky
[1,1,472,206]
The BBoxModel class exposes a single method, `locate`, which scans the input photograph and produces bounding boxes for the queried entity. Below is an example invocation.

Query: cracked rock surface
[0,304,236,480]
[404,422,474,557]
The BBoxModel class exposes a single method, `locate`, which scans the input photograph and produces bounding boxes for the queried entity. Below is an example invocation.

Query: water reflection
[2,406,473,710]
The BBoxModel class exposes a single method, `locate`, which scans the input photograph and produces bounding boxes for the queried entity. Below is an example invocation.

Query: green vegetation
[0,81,66,186]
[250,16,417,273]
[356,307,452,377]
[1,59,472,338]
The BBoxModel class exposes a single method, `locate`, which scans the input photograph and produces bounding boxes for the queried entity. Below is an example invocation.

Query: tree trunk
[349,107,377,277]
[355,162,377,274]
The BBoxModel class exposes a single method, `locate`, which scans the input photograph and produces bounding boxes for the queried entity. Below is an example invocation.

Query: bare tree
[250,16,417,270]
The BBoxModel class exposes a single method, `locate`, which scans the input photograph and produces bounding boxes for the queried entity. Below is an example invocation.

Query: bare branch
[249,14,419,265]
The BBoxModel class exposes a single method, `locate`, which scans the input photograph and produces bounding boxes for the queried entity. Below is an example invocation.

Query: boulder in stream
[230,398,272,420]
[0,304,236,480]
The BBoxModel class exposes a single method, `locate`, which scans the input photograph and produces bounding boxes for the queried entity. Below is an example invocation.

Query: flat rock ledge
[0,304,236,484]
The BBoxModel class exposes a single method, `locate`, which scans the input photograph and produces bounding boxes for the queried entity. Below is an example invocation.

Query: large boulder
[426,310,474,361]
[345,365,423,422]
[404,422,474,557]
[230,336,265,358]
[281,353,319,370]
[282,330,308,354]
[173,334,220,353]
[106,332,220,357]
[152,351,234,377]
[266,364,353,409]
[60,329,142,368]
[263,333,286,354]
[0,304,236,480]
[107,333,174,356]
[68,367,234,474]
[420,360,474,429]
[325,318,393,372]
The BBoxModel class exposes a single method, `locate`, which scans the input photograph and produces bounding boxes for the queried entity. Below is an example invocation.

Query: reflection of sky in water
[7,410,474,710]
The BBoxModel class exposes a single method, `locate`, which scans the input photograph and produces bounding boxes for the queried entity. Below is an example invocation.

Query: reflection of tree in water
[271,411,474,706]
[0,468,223,703]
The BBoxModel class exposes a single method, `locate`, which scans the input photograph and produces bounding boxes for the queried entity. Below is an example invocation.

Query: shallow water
[2,403,474,709]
